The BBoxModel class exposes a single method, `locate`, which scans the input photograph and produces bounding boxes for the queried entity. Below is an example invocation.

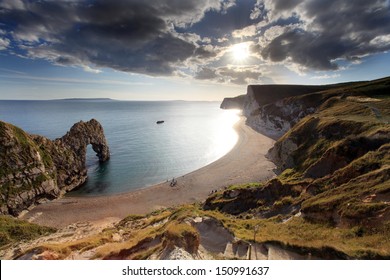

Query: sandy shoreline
[22,117,276,228]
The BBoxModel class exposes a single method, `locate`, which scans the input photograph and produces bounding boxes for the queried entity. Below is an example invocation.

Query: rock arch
[60,118,110,165]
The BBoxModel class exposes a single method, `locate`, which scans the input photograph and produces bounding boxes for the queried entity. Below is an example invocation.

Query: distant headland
[53,98,116,101]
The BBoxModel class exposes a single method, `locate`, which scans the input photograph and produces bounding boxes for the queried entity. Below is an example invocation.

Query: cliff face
[220,95,245,109]
[0,119,110,215]
[243,84,350,139]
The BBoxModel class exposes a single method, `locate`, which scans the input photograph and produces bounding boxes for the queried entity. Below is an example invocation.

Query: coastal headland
[21,117,276,228]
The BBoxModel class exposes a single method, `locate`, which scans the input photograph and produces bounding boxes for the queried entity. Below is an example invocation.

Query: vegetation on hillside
[0,216,55,248]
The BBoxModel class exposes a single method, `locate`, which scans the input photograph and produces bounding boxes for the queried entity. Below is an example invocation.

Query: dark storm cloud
[261,28,341,70]
[271,0,301,12]
[195,67,218,80]
[219,67,261,84]
[259,0,390,70]
[192,46,220,62]
[0,0,229,75]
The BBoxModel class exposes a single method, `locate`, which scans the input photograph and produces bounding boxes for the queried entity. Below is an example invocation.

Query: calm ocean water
[0,100,239,196]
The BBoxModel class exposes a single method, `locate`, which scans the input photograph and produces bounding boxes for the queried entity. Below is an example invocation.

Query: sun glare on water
[231,42,250,62]
[208,109,240,160]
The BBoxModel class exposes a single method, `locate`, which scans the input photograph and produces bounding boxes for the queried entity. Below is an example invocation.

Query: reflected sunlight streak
[208,109,241,160]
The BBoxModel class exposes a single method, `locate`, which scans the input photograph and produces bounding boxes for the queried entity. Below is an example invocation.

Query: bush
[0,216,56,247]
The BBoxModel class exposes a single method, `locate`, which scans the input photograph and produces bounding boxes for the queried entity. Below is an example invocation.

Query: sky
[0,0,390,101]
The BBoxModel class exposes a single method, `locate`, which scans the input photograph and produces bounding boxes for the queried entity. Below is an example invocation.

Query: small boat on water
[156,120,164,124]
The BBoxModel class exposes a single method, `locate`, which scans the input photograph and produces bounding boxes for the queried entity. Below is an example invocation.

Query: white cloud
[232,25,257,38]
[221,0,236,14]
[82,65,102,74]
[262,25,286,41]
[370,34,390,47]
[0,37,10,50]
[311,73,341,80]
[262,0,302,22]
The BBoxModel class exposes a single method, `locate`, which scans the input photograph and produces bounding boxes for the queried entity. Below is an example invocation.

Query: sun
[231,43,250,62]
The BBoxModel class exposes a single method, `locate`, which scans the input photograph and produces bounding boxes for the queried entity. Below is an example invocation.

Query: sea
[0,100,240,196]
